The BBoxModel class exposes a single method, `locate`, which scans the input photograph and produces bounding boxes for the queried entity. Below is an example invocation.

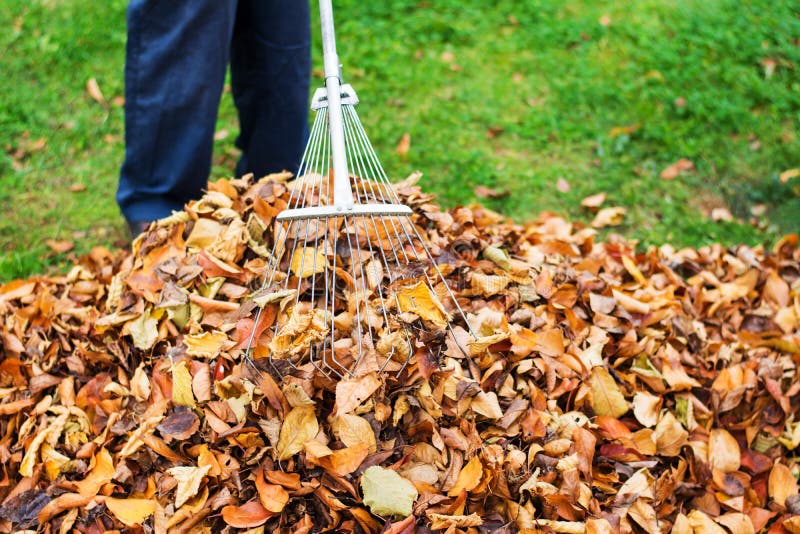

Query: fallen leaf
[394,281,450,328]
[290,247,328,278]
[361,466,418,517]
[474,185,508,199]
[276,406,319,460]
[45,239,74,254]
[396,133,410,158]
[171,360,196,408]
[448,455,483,496]
[167,464,211,508]
[428,513,483,529]
[86,78,105,104]
[589,366,628,418]
[660,158,694,180]
[591,207,627,228]
[221,500,274,529]
[769,461,798,507]
[581,192,606,210]
[105,498,157,527]
[556,177,570,193]
[711,207,734,222]
[335,372,381,415]
[708,428,740,473]
[779,168,800,184]
[609,123,640,138]
[332,413,377,452]
[74,448,114,497]
[654,411,688,456]
[255,471,290,513]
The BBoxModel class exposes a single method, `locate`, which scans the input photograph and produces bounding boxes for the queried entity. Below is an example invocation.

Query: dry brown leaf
[334,372,381,415]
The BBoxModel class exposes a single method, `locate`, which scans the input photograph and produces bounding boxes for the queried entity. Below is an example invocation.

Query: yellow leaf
[184,330,228,358]
[277,406,319,460]
[448,455,483,496]
[686,509,727,534]
[769,461,799,507]
[131,363,151,402]
[632,392,661,428]
[654,411,688,456]
[361,466,418,517]
[332,414,377,452]
[780,168,800,183]
[128,309,159,350]
[75,448,115,497]
[105,498,156,527]
[185,218,224,250]
[608,123,640,138]
[708,428,740,473]
[171,360,195,408]
[591,207,627,228]
[589,367,628,418]
[290,248,328,278]
[394,281,450,328]
[470,391,504,419]
[167,464,211,508]
[482,246,511,270]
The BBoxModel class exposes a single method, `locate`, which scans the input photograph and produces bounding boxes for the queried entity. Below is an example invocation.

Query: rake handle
[319,0,355,209]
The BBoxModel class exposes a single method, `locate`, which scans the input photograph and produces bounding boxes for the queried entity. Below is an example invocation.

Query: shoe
[126,220,151,240]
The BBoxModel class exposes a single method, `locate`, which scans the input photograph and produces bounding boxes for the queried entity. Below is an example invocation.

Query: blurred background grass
[1,0,799,281]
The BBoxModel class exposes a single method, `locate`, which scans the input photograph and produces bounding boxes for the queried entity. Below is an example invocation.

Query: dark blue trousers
[117,0,311,223]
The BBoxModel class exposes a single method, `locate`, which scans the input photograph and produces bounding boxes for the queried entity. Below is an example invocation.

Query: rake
[244,0,475,379]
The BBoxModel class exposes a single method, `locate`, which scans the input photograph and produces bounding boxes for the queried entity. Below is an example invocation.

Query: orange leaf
[74,448,115,497]
[660,158,694,180]
[396,132,410,158]
[221,500,275,529]
[256,470,290,513]
[448,455,483,496]
[38,493,94,524]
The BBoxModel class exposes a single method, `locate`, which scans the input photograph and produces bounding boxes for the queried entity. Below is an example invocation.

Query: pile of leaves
[1,173,799,533]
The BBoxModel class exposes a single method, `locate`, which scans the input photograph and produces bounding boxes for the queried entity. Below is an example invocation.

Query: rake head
[243,85,475,379]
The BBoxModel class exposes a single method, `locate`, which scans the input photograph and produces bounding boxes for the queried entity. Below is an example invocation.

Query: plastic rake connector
[242,0,476,380]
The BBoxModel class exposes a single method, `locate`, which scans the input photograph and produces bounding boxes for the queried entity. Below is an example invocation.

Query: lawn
[1,0,798,281]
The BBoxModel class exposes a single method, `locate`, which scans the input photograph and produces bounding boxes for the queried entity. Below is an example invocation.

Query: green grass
[1,0,799,281]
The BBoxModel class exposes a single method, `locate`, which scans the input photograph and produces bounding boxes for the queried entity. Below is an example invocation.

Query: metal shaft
[319,0,354,208]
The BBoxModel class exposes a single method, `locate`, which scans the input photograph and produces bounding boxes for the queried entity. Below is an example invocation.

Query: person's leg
[230,0,311,178]
[118,0,237,224]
